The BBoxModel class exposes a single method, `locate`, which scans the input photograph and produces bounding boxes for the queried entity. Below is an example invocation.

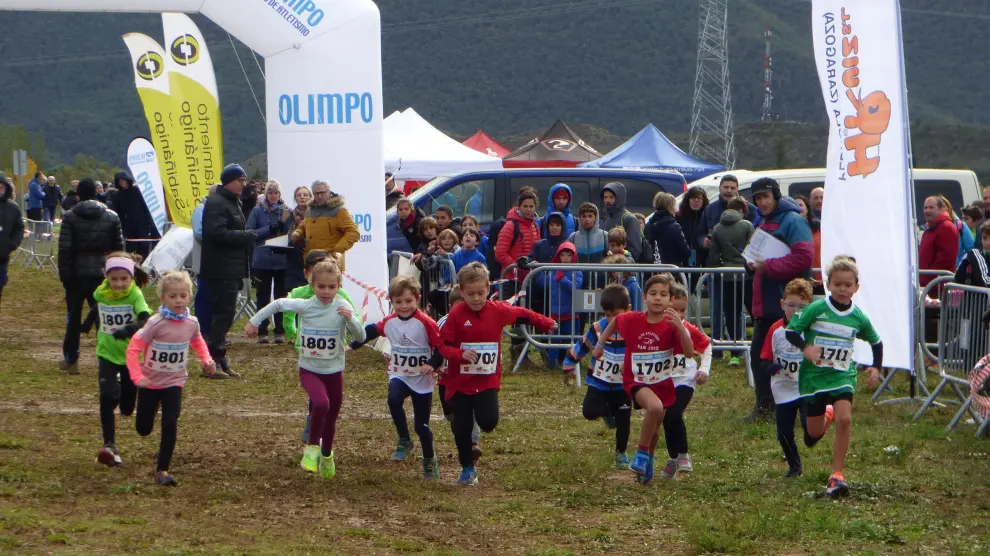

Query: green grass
[1,265,989,554]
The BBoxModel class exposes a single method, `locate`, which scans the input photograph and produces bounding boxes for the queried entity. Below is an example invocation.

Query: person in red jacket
[920,195,960,286]
[495,187,541,286]
[494,187,542,363]
[439,262,556,486]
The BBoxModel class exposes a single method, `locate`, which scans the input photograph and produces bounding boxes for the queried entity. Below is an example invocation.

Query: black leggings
[452,389,499,468]
[775,398,810,469]
[136,386,183,472]
[582,386,631,453]
[662,386,695,459]
[387,379,434,459]
[98,358,137,446]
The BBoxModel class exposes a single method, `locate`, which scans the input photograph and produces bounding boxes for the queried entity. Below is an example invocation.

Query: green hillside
[0,0,987,172]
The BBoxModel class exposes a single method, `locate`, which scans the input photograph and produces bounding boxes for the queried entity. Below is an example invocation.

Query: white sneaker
[677,454,693,472]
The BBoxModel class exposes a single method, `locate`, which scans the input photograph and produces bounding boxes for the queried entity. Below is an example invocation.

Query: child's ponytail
[105,251,151,288]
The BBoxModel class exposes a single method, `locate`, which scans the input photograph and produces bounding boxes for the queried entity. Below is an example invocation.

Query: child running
[761,278,813,478]
[562,283,633,470]
[82,252,152,467]
[660,282,712,479]
[437,286,484,462]
[350,275,444,478]
[126,271,215,486]
[439,262,556,485]
[283,250,355,444]
[594,273,694,485]
[786,256,883,497]
[246,260,366,480]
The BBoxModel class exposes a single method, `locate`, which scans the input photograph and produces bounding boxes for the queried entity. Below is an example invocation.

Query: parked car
[682,168,981,219]
[387,168,687,253]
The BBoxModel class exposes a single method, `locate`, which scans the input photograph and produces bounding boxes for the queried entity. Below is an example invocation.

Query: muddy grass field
[1,266,989,555]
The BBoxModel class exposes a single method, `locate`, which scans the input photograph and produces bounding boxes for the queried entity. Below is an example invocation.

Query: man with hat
[200,164,257,378]
[746,177,814,422]
[0,172,24,309]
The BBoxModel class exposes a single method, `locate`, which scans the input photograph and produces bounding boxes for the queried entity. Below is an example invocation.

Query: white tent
[384,108,503,179]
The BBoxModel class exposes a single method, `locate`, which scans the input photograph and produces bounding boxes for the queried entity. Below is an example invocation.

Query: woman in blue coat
[246,180,291,344]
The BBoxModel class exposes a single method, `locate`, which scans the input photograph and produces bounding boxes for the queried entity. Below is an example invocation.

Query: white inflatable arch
[0,0,387,317]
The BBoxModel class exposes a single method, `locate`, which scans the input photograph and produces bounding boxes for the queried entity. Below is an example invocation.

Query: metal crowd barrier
[15,218,57,272]
[498,263,756,387]
[913,282,990,436]
[388,250,457,318]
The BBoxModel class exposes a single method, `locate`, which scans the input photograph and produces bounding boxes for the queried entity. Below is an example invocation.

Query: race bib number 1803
[300,328,340,360]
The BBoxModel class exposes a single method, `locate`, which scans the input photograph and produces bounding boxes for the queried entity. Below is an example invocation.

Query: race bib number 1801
[147,341,190,373]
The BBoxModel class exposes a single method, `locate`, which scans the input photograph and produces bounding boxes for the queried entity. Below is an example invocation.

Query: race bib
[460,342,499,375]
[814,337,854,372]
[147,341,190,373]
[631,349,677,385]
[391,346,431,376]
[775,353,802,381]
[592,350,623,384]
[300,328,340,360]
[669,355,692,378]
[99,304,135,335]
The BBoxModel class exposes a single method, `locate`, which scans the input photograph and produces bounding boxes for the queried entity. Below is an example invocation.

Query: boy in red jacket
[439,262,556,486]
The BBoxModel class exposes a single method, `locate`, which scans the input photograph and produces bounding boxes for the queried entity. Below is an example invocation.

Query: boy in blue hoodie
[539,184,576,238]
[562,283,632,469]
[452,228,486,271]
[536,242,583,368]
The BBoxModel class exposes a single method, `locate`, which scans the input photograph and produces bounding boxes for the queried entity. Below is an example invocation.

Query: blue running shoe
[639,454,656,485]
[630,449,650,476]
[456,466,478,486]
[391,439,415,462]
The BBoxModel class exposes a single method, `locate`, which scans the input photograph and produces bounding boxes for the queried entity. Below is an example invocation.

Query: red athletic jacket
[439,300,555,399]
[919,213,959,286]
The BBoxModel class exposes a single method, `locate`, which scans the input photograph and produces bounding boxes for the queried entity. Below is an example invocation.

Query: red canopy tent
[462,130,511,158]
[503,120,602,168]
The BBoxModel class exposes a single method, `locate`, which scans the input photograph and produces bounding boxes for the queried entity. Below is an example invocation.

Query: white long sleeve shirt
[250,296,365,374]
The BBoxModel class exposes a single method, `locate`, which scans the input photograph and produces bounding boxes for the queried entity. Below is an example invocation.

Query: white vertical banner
[812,0,917,370]
[126,137,170,236]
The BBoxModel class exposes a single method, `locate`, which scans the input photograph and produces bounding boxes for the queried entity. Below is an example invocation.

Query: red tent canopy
[462,130,511,158]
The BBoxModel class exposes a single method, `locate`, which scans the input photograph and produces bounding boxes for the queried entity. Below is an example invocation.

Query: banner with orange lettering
[812,0,916,370]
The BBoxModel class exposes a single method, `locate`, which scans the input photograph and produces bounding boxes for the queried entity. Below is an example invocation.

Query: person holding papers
[744,178,814,423]
[247,180,292,344]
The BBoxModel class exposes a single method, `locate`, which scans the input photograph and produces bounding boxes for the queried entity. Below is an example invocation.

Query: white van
[684,168,981,217]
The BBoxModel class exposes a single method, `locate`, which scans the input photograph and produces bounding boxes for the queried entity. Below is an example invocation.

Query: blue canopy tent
[579,123,725,182]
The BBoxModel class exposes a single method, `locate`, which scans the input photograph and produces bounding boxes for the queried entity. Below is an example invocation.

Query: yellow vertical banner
[162,13,223,199]
[122,33,195,227]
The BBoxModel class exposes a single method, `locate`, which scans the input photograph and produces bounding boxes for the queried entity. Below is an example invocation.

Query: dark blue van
[386,168,686,253]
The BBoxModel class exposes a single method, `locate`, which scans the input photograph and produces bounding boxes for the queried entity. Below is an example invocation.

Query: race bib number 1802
[99,304,135,335]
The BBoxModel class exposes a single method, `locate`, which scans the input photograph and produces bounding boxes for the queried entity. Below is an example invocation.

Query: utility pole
[761,27,776,123]
[689,0,736,169]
